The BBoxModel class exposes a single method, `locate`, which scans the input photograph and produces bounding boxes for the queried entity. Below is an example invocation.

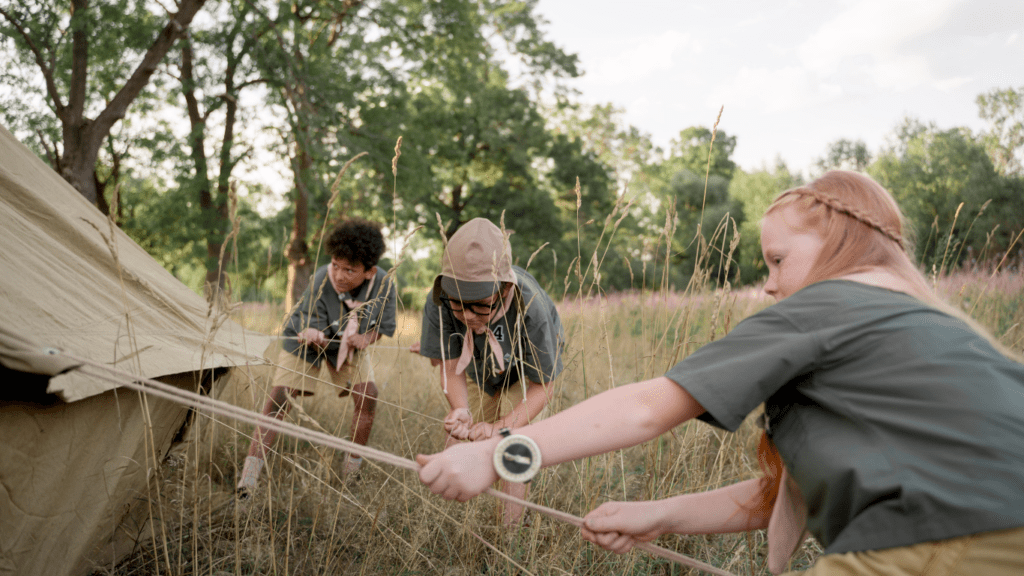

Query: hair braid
[794,190,905,250]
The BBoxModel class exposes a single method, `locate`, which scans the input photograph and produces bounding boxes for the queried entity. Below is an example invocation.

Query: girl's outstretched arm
[417,376,704,501]
[581,478,770,554]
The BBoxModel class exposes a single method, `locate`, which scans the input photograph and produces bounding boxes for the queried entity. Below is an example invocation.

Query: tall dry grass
[93,142,1024,576]
[94,256,1024,576]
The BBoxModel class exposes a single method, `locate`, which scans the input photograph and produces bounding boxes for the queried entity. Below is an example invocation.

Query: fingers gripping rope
[66,353,737,576]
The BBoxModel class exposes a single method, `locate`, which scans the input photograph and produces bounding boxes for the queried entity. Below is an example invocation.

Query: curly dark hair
[325,218,386,270]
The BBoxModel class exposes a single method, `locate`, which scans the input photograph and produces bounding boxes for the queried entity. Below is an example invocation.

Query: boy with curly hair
[238,218,397,497]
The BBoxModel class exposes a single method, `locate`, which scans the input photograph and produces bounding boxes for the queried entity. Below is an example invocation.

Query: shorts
[272,348,374,398]
[781,525,1024,576]
[465,380,549,425]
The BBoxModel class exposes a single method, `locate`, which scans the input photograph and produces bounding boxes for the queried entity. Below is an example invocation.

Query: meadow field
[98,268,1024,576]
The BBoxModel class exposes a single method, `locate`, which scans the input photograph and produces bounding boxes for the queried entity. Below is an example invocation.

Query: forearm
[516,377,704,467]
[660,478,770,534]
[440,359,469,410]
[497,381,551,429]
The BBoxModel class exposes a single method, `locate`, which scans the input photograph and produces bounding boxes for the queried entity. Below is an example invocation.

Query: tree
[174,1,266,301]
[869,121,1020,269]
[665,126,737,181]
[814,138,871,174]
[634,125,741,290]
[0,0,209,211]
[977,86,1024,176]
[728,161,803,284]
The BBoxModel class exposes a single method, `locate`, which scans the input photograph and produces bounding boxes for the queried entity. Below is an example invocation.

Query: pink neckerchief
[454,292,515,376]
[330,265,376,371]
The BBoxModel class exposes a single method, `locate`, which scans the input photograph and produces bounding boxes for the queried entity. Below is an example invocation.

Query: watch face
[493,434,541,483]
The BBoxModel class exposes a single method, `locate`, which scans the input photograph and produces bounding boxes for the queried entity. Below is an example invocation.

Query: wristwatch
[492,428,541,483]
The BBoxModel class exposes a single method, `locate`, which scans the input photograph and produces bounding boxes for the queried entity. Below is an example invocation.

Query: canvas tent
[0,123,271,576]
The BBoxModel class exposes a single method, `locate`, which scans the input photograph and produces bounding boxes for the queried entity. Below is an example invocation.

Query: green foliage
[728,162,803,284]
[868,119,1022,270]
[814,138,871,174]
[976,85,1024,176]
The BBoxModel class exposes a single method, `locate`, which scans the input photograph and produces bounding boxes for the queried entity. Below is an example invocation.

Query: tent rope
[64,352,737,576]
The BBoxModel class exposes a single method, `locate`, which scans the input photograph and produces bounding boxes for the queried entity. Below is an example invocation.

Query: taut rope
[65,352,737,576]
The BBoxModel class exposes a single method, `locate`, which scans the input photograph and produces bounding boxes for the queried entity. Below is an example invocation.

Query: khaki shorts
[272,349,374,398]
[782,526,1024,576]
[465,381,548,425]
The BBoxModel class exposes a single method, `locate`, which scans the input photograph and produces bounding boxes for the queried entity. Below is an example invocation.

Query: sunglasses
[439,293,503,316]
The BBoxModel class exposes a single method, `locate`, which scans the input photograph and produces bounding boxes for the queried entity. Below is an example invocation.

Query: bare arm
[417,376,705,500]
[468,379,553,440]
[580,478,769,553]
[440,359,473,439]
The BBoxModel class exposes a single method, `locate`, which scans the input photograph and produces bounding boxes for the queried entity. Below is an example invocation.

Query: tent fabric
[0,123,270,401]
[0,123,272,576]
[1,373,202,576]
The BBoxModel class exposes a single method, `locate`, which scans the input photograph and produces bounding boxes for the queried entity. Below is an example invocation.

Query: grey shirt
[283,265,397,367]
[420,266,565,396]
[665,280,1024,554]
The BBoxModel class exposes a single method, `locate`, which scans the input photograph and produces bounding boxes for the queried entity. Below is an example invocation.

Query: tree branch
[0,6,66,117]
[90,0,209,151]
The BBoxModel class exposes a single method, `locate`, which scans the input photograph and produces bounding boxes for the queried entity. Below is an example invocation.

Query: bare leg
[343,381,377,476]
[501,479,527,526]
[248,386,296,458]
[238,386,297,494]
[349,381,378,446]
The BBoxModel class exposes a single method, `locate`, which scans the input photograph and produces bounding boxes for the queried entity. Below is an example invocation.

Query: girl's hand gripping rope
[416,436,500,502]
[582,500,667,555]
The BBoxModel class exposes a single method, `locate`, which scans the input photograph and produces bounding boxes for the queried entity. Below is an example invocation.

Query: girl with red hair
[417,171,1024,574]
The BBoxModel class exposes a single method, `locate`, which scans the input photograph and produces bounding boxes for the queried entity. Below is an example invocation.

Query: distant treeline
[2,2,1021,307]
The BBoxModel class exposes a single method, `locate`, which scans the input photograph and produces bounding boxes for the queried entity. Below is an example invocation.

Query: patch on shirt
[492,324,505,342]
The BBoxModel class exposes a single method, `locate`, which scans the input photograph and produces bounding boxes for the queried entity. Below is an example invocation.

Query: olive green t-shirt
[420,266,565,396]
[664,280,1024,554]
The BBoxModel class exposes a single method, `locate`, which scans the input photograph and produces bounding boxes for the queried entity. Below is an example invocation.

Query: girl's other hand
[582,501,667,554]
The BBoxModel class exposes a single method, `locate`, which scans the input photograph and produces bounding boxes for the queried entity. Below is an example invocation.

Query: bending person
[418,217,565,525]
[238,218,396,497]
[417,171,1024,574]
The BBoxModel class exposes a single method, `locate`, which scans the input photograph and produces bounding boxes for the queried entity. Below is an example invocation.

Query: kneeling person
[238,218,396,496]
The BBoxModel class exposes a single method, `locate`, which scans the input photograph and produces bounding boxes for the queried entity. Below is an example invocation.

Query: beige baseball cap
[432,218,517,305]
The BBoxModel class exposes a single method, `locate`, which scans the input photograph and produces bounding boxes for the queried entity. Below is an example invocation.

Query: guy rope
[64,351,738,576]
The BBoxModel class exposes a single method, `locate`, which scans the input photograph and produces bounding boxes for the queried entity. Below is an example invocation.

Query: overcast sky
[531,0,1024,177]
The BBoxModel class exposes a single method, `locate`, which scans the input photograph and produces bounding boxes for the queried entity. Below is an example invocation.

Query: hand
[416,437,500,501]
[410,341,442,367]
[581,501,666,555]
[443,408,473,440]
[468,421,498,441]
[346,332,370,350]
[296,328,328,348]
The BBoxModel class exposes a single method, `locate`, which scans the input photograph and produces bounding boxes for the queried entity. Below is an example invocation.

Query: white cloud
[706,66,843,114]
[585,30,701,86]
[797,0,963,91]
[933,76,974,92]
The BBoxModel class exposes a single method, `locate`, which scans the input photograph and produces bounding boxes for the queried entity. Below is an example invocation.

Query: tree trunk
[180,39,230,304]
[285,135,314,312]
[58,0,209,208]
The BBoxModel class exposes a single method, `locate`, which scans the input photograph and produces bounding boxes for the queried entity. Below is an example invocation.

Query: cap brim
[437,275,501,304]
